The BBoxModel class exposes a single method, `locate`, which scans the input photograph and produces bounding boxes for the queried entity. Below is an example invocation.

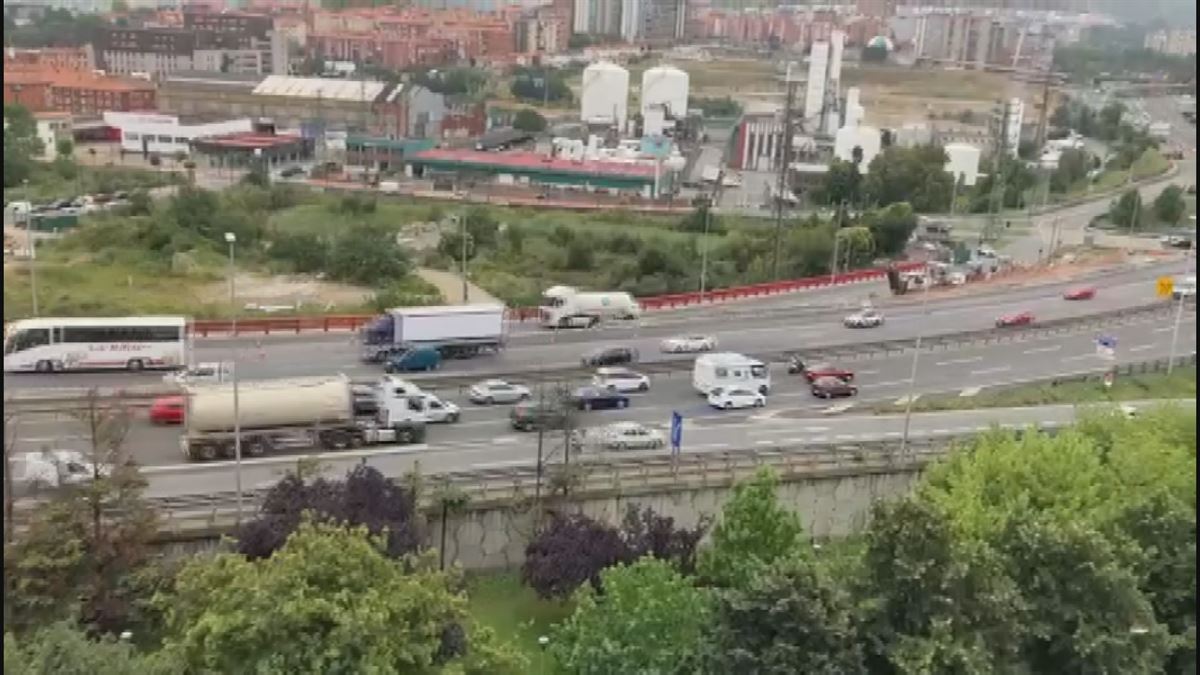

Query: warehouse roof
[252,75,388,103]
[410,149,659,180]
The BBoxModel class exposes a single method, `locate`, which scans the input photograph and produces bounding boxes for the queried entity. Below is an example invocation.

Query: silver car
[592,367,651,393]
[600,422,665,450]
[468,379,532,405]
[659,335,718,353]
[843,309,884,328]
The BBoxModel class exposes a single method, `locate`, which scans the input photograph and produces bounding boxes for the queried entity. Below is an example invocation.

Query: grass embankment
[873,367,1196,414]
[466,572,572,675]
[3,164,180,204]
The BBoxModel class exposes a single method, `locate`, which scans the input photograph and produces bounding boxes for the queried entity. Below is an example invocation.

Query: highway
[3,256,1189,392]
[9,306,1194,469]
[100,397,1194,503]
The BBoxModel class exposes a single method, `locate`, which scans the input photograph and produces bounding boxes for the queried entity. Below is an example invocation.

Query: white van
[693,352,770,396]
[1173,275,1196,300]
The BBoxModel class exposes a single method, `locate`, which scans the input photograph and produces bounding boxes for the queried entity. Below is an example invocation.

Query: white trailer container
[360,304,506,362]
[693,352,771,396]
[181,375,426,461]
[539,286,640,328]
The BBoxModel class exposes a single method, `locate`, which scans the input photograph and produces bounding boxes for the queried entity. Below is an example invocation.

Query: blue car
[385,347,441,373]
[572,386,630,411]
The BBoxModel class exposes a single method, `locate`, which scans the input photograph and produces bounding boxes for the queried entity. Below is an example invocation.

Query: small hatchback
[385,347,442,373]
[149,395,185,425]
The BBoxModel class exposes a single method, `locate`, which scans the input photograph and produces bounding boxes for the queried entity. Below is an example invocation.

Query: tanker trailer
[181,375,427,461]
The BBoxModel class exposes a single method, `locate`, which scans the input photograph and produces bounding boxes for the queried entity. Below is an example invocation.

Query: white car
[468,379,532,405]
[843,309,884,328]
[418,394,461,423]
[592,367,651,393]
[600,422,665,450]
[707,386,766,410]
[164,362,232,386]
[11,450,105,491]
[660,335,718,353]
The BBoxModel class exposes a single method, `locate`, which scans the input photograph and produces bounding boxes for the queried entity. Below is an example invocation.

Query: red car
[1063,287,1096,301]
[788,356,854,383]
[149,395,185,425]
[995,311,1035,328]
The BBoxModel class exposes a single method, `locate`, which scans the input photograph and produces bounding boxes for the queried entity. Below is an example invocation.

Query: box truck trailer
[359,304,506,363]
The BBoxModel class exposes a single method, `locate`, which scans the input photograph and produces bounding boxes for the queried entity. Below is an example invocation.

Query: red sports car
[995,311,1035,328]
[149,395,185,425]
[1063,287,1096,301]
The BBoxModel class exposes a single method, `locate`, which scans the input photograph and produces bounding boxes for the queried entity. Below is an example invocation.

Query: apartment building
[96,10,287,77]
[3,66,156,115]
[307,8,516,69]
[3,46,95,72]
[1144,29,1197,57]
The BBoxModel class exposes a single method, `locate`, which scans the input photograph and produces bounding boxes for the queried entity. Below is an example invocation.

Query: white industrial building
[640,65,688,137]
[1003,97,1023,157]
[803,30,845,136]
[833,85,880,172]
[580,61,629,130]
[944,142,981,186]
[104,111,253,156]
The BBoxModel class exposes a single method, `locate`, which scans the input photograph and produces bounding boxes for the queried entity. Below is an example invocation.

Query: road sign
[1157,276,1174,298]
[670,412,683,455]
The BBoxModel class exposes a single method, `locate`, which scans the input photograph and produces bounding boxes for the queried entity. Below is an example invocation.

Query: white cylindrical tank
[581,61,629,128]
[187,376,354,433]
[944,142,981,187]
[834,125,882,172]
[640,65,689,120]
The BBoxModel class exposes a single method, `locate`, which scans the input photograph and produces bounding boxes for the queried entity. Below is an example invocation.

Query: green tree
[862,145,953,212]
[863,202,918,256]
[328,224,411,285]
[3,104,43,187]
[1110,189,1145,229]
[512,107,547,133]
[156,520,523,674]
[1152,184,1186,225]
[1050,148,1091,193]
[565,238,594,270]
[816,158,862,207]
[550,558,710,675]
[697,467,805,588]
[701,556,866,674]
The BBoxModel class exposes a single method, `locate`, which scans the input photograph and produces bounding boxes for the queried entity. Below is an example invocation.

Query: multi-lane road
[4,256,1190,392]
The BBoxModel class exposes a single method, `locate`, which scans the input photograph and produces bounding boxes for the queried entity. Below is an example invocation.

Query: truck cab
[384,347,441,373]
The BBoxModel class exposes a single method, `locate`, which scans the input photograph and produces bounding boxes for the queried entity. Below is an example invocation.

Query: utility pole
[771,73,799,280]
[983,100,1008,244]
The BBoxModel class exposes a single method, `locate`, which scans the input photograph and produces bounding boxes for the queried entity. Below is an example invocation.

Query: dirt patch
[199,272,372,312]
[417,267,499,305]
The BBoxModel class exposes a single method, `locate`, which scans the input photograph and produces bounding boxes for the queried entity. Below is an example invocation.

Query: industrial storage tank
[187,376,354,433]
[944,142,981,187]
[834,125,882,172]
[640,65,689,121]
[581,61,629,129]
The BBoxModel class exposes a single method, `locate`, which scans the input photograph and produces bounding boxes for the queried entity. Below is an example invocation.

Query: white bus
[693,352,771,396]
[3,316,187,373]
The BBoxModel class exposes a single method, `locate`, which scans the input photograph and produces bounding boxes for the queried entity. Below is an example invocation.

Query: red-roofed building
[3,66,156,115]
[191,131,315,170]
[4,46,95,72]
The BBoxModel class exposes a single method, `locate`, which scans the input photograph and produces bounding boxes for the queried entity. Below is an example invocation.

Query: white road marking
[1128,344,1155,352]
[1154,326,1174,333]
[856,370,879,376]
[883,431,901,437]
[969,366,1012,376]
[1023,345,1061,354]
[822,403,855,415]
[19,435,87,443]
[1062,353,1096,362]
[893,395,919,406]
[935,356,983,366]
[872,379,913,388]
[810,435,828,442]
[959,386,983,397]
[835,434,854,440]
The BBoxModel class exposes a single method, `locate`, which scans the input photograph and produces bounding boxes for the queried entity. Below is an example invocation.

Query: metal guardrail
[187,263,925,336]
[116,437,965,529]
[5,300,1193,413]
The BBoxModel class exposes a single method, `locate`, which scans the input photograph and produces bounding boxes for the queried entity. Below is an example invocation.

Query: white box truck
[180,375,427,462]
[360,304,506,362]
[693,352,771,396]
[539,286,640,329]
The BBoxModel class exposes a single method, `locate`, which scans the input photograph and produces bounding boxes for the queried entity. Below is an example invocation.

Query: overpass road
[9,308,1194,471]
[3,257,1189,393]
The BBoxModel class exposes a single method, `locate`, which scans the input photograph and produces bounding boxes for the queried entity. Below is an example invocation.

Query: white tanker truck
[181,375,427,462]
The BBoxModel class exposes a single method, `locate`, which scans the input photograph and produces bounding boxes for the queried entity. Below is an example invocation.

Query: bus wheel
[198,445,217,461]
[35,360,52,373]
[127,359,145,372]
[245,438,269,457]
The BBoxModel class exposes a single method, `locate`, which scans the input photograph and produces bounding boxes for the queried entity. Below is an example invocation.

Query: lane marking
[894,394,919,406]
[1154,326,1174,333]
[871,379,913,388]
[1128,344,1155,352]
[1023,345,1061,354]
[935,356,983,366]
[959,387,982,397]
[969,366,1012,376]
[1062,354,1096,362]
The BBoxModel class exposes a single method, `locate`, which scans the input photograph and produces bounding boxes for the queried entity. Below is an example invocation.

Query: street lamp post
[899,269,933,456]
[699,197,712,298]
[224,231,244,524]
[25,210,38,317]
[456,214,469,304]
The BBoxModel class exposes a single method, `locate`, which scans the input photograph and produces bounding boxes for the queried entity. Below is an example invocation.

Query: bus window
[750,365,767,378]
[4,329,50,354]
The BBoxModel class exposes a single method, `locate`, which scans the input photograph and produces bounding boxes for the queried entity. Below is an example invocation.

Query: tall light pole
[1166,288,1186,375]
[224,231,243,524]
[899,267,932,457]
[25,210,38,317]
[456,214,469,304]
[699,196,713,298]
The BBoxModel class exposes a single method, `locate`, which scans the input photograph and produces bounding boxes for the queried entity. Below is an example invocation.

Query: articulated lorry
[538,286,640,328]
[360,304,506,363]
[180,375,427,462]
